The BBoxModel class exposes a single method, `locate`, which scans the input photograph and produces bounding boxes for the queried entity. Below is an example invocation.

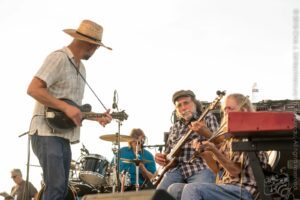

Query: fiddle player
[181,93,269,200]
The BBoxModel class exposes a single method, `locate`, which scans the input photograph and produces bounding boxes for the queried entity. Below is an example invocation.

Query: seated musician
[117,128,156,191]
[181,93,269,200]
[155,90,219,200]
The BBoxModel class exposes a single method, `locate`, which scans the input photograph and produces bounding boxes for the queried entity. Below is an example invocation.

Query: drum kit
[60,133,152,199]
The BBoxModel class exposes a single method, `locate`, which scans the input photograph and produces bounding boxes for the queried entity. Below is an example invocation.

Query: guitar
[45,98,128,131]
[151,91,225,187]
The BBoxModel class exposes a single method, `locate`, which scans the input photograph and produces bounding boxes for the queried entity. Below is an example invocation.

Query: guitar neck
[168,92,225,158]
[82,112,105,119]
[169,109,210,158]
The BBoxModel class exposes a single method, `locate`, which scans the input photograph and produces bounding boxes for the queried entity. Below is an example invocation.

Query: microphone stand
[111,89,129,192]
[115,120,122,192]
[112,89,121,192]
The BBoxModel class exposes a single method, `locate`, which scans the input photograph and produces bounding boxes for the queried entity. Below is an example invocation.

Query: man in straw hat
[27,19,112,200]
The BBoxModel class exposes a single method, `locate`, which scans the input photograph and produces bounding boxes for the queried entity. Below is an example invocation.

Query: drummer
[115,128,156,191]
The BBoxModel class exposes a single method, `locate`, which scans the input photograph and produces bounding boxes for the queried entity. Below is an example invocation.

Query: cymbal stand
[135,141,140,191]
[111,89,129,192]
[111,143,118,193]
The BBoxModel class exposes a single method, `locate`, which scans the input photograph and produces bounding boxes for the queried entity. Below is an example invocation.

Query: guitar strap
[58,50,108,111]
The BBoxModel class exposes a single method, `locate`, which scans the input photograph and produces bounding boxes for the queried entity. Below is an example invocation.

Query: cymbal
[120,158,152,165]
[70,160,79,170]
[99,134,134,142]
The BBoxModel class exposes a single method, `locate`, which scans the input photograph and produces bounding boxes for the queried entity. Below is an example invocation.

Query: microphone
[141,140,144,155]
[112,90,118,109]
[81,144,89,155]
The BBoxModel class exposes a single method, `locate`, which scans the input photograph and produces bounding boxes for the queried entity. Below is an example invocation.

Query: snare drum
[79,154,109,186]
[37,184,76,200]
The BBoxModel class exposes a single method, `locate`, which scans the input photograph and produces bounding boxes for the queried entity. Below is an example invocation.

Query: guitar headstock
[111,110,129,121]
[207,90,226,110]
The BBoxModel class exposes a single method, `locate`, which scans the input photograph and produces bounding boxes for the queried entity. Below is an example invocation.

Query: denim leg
[167,169,216,200]
[157,168,184,191]
[31,135,71,200]
[186,169,216,184]
[167,183,185,200]
[181,183,253,200]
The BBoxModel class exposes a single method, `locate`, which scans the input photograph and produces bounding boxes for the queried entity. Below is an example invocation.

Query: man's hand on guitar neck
[95,109,112,127]
[155,153,167,166]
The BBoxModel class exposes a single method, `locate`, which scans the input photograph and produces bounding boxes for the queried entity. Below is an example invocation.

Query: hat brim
[63,29,112,50]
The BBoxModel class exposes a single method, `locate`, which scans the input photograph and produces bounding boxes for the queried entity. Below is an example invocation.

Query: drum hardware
[120,158,151,165]
[104,170,131,192]
[70,160,80,170]
[99,134,134,142]
[133,140,142,191]
[79,154,109,187]
[143,144,165,153]
[99,132,133,193]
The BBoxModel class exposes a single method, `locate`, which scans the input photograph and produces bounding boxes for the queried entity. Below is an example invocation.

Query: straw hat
[63,20,112,50]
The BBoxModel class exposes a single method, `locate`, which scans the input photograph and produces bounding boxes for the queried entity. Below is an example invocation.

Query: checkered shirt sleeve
[165,111,220,179]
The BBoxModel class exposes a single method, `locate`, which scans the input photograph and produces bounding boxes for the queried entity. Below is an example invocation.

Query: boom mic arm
[143,144,165,148]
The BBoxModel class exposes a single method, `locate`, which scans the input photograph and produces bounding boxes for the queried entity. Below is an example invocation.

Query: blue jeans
[157,168,215,200]
[181,183,253,200]
[31,135,71,200]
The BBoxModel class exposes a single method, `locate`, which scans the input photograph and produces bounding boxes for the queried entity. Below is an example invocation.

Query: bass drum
[37,185,77,200]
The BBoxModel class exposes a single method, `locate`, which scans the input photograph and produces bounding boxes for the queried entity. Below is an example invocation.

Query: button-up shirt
[29,47,86,143]
[165,112,219,179]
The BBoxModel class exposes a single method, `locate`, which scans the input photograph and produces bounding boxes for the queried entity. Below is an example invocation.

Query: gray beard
[180,111,194,122]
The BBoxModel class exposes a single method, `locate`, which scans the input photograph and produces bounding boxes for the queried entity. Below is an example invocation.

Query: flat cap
[172,90,196,104]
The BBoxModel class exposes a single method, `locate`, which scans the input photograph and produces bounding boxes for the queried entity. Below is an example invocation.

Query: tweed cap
[172,90,196,104]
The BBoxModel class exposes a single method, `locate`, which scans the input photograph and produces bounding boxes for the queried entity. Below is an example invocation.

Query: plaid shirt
[217,138,269,198]
[165,112,219,179]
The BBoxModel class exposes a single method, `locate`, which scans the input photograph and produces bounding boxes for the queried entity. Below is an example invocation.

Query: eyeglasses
[175,100,192,109]
[224,106,237,111]
[11,175,17,179]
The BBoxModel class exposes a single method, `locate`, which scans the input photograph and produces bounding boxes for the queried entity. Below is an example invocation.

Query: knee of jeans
[167,183,185,200]
[184,182,210,193]
[167,183,185,193]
